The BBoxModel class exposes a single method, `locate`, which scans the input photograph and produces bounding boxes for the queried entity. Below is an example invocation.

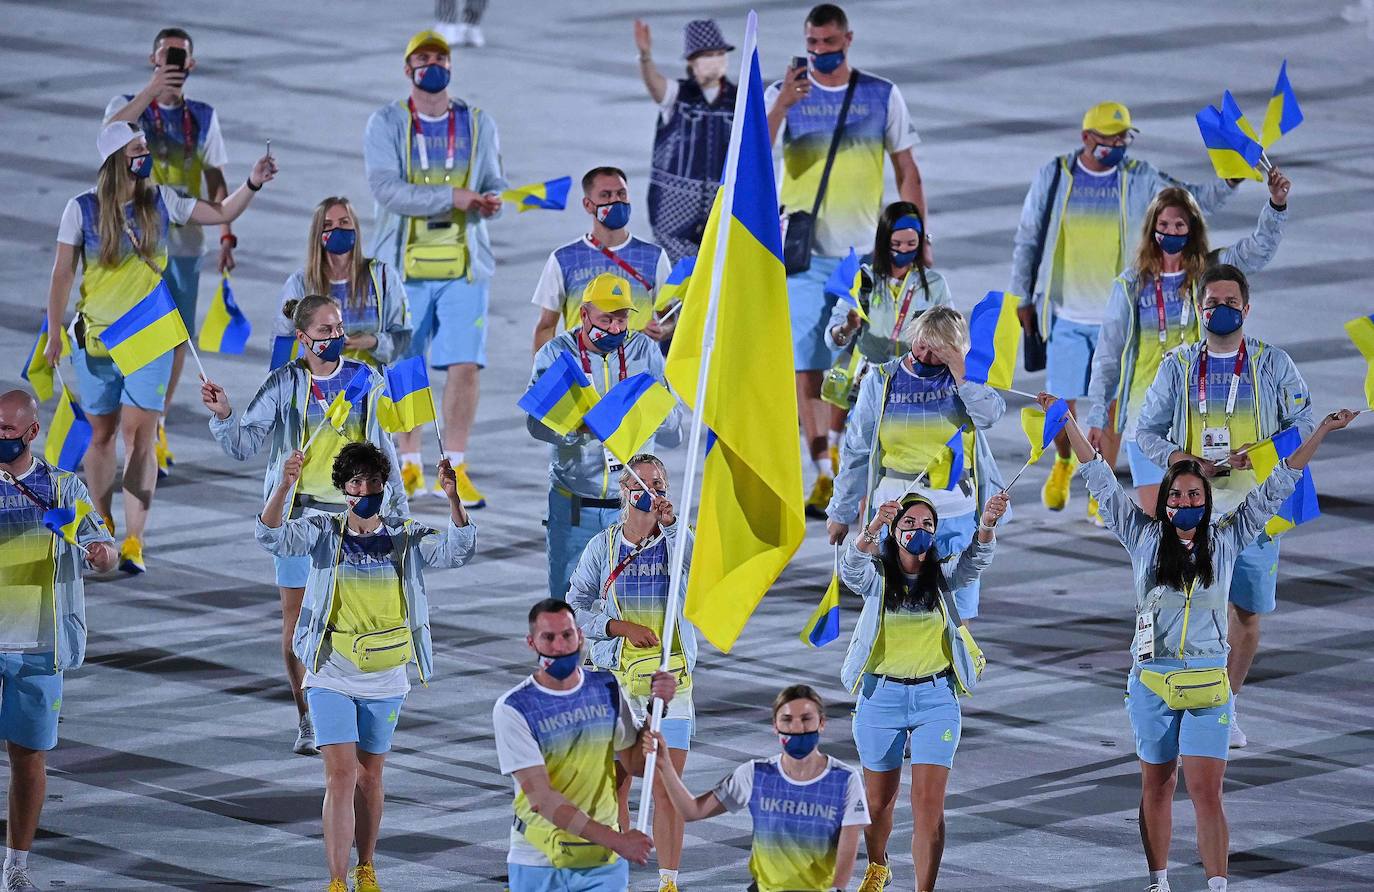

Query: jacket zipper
[312,518,346,672]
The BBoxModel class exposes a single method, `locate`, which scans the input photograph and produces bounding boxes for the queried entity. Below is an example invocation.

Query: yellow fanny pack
[616,652,690,699]
[403,236,468,281]
[1137,580,1231,710]
[522,820,616,870]
[331,625,413,673]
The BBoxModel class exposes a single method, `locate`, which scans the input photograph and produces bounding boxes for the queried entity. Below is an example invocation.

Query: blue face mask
[909,356,945,378]
[0,435,28,464]
[809,49,845,74]
[1203,304,1244,336]
[1155,231,1188,255]
[538,649,581,681]
[595,201,632,230]
[1092,143,1127,167]
[413,64,451,93]
[897,528,935,556]
[891,248,919,267]
[306,334,344,363]
[347,492,384,519]
[323,228,356,255]
[630,488,665,513]
[780,730,820,759]
[1166,504,1206,531]
[587,323,627,352]
[129,153,153,179]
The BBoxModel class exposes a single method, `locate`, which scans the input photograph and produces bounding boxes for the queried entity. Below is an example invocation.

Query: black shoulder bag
[1021,155,1067,372]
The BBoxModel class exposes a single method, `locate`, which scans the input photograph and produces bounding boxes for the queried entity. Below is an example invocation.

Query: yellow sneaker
[1087,494,1105,527]
[828,442,840,475]
[119,536,145,575]
[101,513,117,539]
[1041,455,1074,511]
[155,421,172,480]
[443,462,486,509]
[401,461,429,499]
[857,860,892,892]
[658,880,679,892]
[351,862,382,892]
[804,474,833,520]
[325,880,348,892]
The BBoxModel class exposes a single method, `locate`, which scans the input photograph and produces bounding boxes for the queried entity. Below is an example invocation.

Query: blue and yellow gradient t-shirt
[298,359,369,504]
[714,754,869,892]
[610,533,683,669]
[1052,162,1122,325]
[878,364,974,514]
[866,601,951,679]
[0,463,56,653]
[1186,349,1259,513]
[1127,271,1196,435]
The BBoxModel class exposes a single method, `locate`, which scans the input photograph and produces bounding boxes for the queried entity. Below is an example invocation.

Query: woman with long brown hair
[1085,167,1291,514]
[45,122,275,574]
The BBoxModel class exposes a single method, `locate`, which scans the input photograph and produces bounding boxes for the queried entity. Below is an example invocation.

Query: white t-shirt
[530,234,672,314]
[657,79,724,125]
[763,75,919,155]
[56,186,197,247]
[303,652,410,700]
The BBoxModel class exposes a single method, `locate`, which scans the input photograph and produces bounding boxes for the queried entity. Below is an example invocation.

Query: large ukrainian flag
[665,12,805,652]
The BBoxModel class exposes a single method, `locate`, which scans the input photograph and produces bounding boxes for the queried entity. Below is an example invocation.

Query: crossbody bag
[781,71,858,275]
[1136,580,1230,710]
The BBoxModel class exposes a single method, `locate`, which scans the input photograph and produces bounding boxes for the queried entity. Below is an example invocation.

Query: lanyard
[1152,276,1192,345]
[308,375,349,436]
[408,98,455,173]
[0,468,52,511]
[1196,342,1247,421]
[587,235,654,293]
[150,101,196,168]
[888,273,920,342]
[577,337,628,382]
[602,529,663,598]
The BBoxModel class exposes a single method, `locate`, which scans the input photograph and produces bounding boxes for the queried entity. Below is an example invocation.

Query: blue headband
[892,214,923,234]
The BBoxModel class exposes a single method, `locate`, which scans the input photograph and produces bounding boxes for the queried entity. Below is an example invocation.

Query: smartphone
[164,46,188,71]
[266,139,272,159]
[790,55,807,74]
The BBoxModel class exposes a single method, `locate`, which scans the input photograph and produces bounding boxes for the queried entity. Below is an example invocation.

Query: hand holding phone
[164,46,188,71]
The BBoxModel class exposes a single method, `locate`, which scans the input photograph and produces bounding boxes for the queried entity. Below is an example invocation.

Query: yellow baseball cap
[581,273,634,312]
[1082,101,1137,135]
[405,29,451,61]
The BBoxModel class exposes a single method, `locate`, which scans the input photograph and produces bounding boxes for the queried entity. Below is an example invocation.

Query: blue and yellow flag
[99,281,189,375]
[197,275,252,354]
[21,318,69,402]
[1221,90,1261,144]
[581,373,677,466]
[269,335,300,370]
[519,351,600,437]
[664,13,806,652]
[377,356,438,433]
[1261,61,1303,148]
[823,247,868,322]
[42,499,94,546]
[1196,104,1264,182]
[322,367,374,430]
[1343,314,1374,409]
[655,256,696,312]
[927,425,967,491]
[501,176,572,212]
[800,548,842,648]
[1249,427,1319,537]
[964,291,1020,390]
[1021,400,1070,463]
[43,386,93,473]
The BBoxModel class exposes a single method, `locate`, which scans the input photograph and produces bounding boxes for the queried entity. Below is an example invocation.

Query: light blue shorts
[1126,440,1166,488]
[1126,659,1232,764]
[1046,317,1100,400]
[852,672,961,772]
[306,688,405,754]
[546,488,620,599]
[1229,534,1280,615]
[164,254,203,329]
[0,652,63,752]
[73,345,173,416]
[274,554,311,588]
[786,254,841,372]
[508,859,628,892]
[404,276,489,368]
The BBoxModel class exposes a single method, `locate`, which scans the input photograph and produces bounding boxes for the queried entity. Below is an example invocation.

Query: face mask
[1092,143,1126,167]
[595,201,632,230]
[809,49,845,74]
[129,153,153,179]
[630,489,665,513]
[304,334,344,363]
[909,356,945,378]
[691,55,728,84]
[891,248,919,267]
[346,492,383,519]
[0,434,28,464]
[897,528,935,556]
[1166,504,1205,531]
[412,64,451,93]
[779,730,820,759]
[1203,304,1244,336]
[587,323,627,352]
[537,649,581,681]
[323,228,356,255]
[1155,231,1188,255]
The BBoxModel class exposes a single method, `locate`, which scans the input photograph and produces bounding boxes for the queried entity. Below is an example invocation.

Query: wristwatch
[220,233,238,248]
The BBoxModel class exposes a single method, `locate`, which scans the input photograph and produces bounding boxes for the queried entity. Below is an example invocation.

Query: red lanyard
[602,529,663,598]
[578,336,628,381]
[889,276,919,342]
[150,101,196,164]
[587,235,654,293]
[1197,342,1247,421]
[1153,276,1193,345]
[0,468,52,511]
[408,98,455,172]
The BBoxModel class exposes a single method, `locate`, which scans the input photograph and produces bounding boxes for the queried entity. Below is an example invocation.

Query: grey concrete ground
[1,1,1372,889]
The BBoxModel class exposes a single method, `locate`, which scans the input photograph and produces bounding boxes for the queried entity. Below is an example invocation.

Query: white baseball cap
[97,122,141,163]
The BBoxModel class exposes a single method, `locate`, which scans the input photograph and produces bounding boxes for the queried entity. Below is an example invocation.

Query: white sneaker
[293,714,319,756]
[465,24,485,47]
[1228,713,1248,749]
[1145,884,1169,892]
[4,865,40,892]
[433,21,464,45]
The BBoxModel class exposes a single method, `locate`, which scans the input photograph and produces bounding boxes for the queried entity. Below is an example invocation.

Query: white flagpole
[635,10,759,833]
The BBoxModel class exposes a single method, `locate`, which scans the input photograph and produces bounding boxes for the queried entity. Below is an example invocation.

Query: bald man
[0,389,114,891]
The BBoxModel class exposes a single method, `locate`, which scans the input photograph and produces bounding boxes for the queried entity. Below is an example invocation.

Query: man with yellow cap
[1009,102,1236,522]
[527,273,684,598]
[363,29,508,507]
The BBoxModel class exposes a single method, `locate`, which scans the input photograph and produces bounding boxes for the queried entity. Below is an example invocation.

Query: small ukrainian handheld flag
[377,356,438,433]
[1342,314,1374,409]
[655,256,696,313]
[581,373,677,466]
[269,335,301,370]
[964,291,1021,390]
[21,318,68,402]
[197,275,252,354]
[1196,104,1264,182]
[1021,400,1070,463]
[927,425,967,491]
[519,351,600,437]
[323,367,374,430]
[43,499,94,546]
[1260,60,1303,148]
[823,248,868,322]
[44,387,93,473]
[501,176,572,212]
[800,546,842,648]
[99,281,190,376]
[1248,427,1319,537]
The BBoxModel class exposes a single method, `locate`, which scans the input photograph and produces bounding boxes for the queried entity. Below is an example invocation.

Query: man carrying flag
[531,166,674,351]
[1136,264,1313,749]
[0,390,116,892]
[528,274,683,599]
